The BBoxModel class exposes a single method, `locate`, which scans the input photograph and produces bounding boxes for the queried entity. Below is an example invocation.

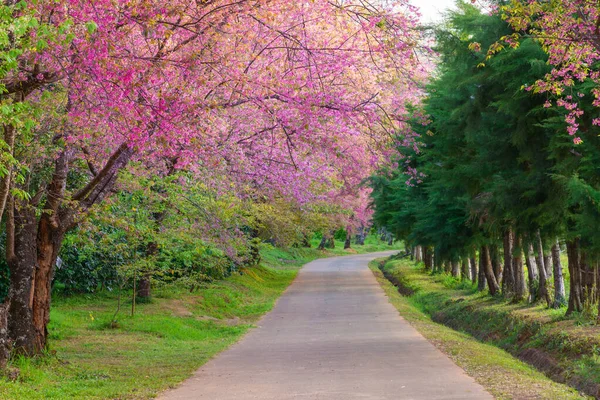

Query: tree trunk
[566,239,583,315]
[535,231,551,307]
[596,263,600,325]
[386,232,393,246]
[318,235,328,250]
[525,243,539,303]
[470,255,477,284]
[502,229,515,296]
[415,246,422,262]
[544,253,553,278]
[481,245,500,295]
[451,260,459,278]
[354,225,366,245]
[32,214,66,351]
[461,258,470,281]
[0,301,9,369]
[513,236,526,301]
[423,246,432,271]
[326,234,335,249]
[7,144,133,355]
[7,206,46,355]
[137,277,151,299]
[477,250,486,291]
[443,261,451,274]
[137,241,158,300]
[490,245,502,284]
[434,251,443,274]
[580,251,594,305]
[551,240,566,308]
[344,230,351,249]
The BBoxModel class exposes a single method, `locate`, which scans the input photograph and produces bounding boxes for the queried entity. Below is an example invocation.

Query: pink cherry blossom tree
[495,0,600,143]
[1,0,426,356]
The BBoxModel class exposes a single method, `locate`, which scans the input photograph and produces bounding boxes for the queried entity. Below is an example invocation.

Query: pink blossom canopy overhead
[18,0,428,225]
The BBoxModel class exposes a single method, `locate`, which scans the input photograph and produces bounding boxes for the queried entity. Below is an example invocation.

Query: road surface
[159,251,492,400]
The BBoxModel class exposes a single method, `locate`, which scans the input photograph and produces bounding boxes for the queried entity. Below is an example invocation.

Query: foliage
[371,3,557,258]
[369,2,600,318]
[499,0,600,143]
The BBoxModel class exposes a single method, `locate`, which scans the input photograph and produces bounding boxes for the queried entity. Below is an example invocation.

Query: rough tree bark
[0,301,9,369]
[422,246,432,271]
[318,235,328,250]
[354,225,366,245]
[525,243,539,303]
[461,258,471,281]
[7,144,133,354]
[326,232,335,249]
[580,251,594,305]
[434,250,442,274]
[481,245,500,295]
[7,205,42,354]
[443,261,450,274]
[544,252,553,279]
[344,228,351,249]
[535,231,551,307]
[551,240,566,308]
[490,245,502,284]
[136,249,154,299]
[477,250,487,292]
[502,229,515,296]
[451,260,459,278]
[512,236,526,301]
[470,254,477,284]
[566,239,583,315]
[386,232,393,246]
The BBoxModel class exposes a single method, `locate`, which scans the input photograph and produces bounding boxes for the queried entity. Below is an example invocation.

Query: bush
[54,231,121,295]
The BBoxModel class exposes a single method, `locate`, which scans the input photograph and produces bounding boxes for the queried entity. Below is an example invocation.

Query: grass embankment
[0,236,399,400]
[372,257,600,399]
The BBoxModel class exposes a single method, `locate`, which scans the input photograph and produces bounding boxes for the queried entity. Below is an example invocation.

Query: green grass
[0,236,399,400]
[371,257,593,399]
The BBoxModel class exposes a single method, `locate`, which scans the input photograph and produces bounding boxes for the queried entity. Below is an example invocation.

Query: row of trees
[0,0,424,363]
[370,2,600,317]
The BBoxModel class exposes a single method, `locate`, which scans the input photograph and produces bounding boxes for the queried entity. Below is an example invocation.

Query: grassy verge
[370,257,589,400]
[0,237,399,400]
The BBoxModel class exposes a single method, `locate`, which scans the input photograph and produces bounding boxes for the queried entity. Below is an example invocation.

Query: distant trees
[371,2,600,317]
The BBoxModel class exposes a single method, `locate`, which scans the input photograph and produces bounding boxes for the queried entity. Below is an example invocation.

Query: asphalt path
[159,251,493,400]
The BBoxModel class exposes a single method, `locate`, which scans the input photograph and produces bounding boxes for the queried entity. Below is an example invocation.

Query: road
[159,251,493,400]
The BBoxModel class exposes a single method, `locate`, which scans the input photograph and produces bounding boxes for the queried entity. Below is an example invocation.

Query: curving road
[159,252,492,400]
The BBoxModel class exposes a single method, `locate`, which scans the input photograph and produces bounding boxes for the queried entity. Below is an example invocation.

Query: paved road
[159,252,492,400]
